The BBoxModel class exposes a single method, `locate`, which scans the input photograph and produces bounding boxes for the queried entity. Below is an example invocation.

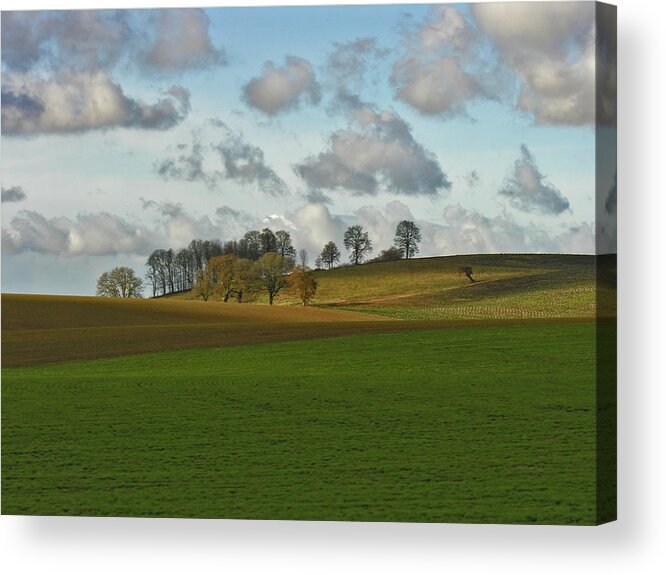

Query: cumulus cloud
[1,9,223,74]
[1,10,131,73]
[391,5,493,117]
[354,200,414,251]
[143,9,225,71]
[243,56,321,116]
[2,71,190,135]
[2,211,153,256]
[263,203,347,259]
[155,121,286,194]
[433,205,593,255]
[140,199,231,248]
[1,186,27,203]
[1,9,220,137]
[418,5,476,51]
[499,145,570,215]
[265,200,595,259]
[472,2,597,125]
[392,56,486,117]
[295,100,450,196]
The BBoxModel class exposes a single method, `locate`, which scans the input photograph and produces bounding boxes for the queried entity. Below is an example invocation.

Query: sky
[1,2,617,295]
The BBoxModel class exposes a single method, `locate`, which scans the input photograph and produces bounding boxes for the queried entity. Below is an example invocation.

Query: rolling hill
[174,253,615,320]
[2,254,612,367]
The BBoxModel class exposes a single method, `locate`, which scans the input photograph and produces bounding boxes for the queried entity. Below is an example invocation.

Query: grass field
[2,324,597,524]
[1,253,614,524]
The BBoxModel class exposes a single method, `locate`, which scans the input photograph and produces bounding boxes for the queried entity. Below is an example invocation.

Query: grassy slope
[172,254,612,320]
[2,324,597,524]
[311,254,607,320]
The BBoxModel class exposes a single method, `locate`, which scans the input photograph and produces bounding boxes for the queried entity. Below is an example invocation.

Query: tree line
[96,220,423,301]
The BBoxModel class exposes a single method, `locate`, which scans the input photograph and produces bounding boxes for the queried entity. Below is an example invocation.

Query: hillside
[173,253,614,320]
[2,254,613,367]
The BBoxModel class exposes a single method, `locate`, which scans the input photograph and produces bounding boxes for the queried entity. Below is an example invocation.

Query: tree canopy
[97,267,143,298]
[394,220,422,259]
[344,225,373,264]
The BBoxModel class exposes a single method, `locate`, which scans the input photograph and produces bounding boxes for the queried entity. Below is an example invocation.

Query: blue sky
[1,3,616,295]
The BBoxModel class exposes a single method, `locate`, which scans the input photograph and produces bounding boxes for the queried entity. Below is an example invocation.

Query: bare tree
[298,248,309,270]
[320,241,341,269]
[97,267,144,298]
[344,225,373,264]
[393,220,422,259]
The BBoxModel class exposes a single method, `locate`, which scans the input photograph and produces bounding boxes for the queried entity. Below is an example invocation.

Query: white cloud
[263,203,347,259]
[243,56,321,116]
[432,205,593,256]
[391,5,492,117]
[391,56,485,116]
[498,145,570,216]
[296,100,450,196]
[2,211,153,256]
[2,71,190,135]
[144,9,225,71]
[1,10,130,72]
[418,5,474,52]
[472,2,597,125]
[355,200,414,252]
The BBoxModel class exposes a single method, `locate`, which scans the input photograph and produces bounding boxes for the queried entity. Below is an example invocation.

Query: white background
[1,1,664,573]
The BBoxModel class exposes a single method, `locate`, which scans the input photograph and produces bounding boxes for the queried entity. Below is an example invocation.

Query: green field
[2,324,597,524]
[1,254,614,524]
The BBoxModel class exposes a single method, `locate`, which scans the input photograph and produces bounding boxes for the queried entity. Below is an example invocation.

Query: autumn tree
[254,253,293,305]
[233,258,255,302]
[289,267,318,306]
[192,268,216,301]
[394,220,422,259]
[344,225,373,264]
[320,241,341,269]
[206,255,236,302]
[97,267,144,298]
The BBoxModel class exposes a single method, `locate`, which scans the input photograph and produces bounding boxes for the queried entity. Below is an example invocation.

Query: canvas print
[1,2,616,524]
